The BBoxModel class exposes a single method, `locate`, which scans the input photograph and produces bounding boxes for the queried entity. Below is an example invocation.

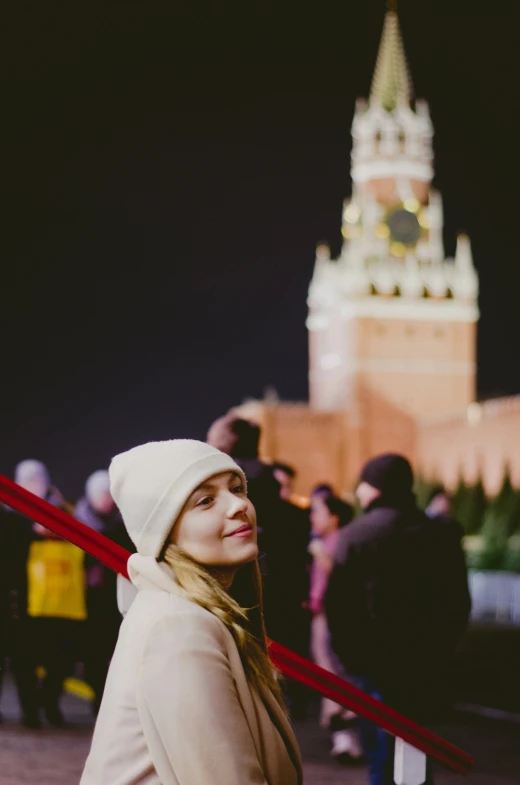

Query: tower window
[405,325,415,337]
[434,327,445,339]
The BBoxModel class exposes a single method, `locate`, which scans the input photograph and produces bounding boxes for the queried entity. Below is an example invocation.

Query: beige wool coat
[80,554,303,785]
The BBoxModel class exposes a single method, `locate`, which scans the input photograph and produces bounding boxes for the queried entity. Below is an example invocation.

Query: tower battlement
[309,233,478,306]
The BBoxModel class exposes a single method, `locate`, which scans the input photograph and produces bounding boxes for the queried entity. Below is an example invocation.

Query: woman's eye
[232,485,245,495]
[197,496,213,507]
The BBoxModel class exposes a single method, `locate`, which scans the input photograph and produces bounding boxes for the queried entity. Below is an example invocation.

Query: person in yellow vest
[2,460,86,728]
[75,470,135,715]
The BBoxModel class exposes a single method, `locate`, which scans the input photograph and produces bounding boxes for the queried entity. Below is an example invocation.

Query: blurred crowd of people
[0,460,134,729]
[207,414,471,785]
[0,413,471,785]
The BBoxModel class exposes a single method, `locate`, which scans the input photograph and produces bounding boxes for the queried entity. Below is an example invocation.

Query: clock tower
[307,6,479,425]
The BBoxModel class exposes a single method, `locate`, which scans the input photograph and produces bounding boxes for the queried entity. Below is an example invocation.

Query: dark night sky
[1,1,519,498]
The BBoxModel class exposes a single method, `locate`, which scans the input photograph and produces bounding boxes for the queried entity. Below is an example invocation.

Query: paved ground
[1,672,519,785]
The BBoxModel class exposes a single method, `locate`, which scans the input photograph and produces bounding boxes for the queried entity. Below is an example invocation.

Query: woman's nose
[226,491,249,516]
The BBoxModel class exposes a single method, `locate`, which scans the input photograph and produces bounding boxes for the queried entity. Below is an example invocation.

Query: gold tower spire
[370,4,412,111]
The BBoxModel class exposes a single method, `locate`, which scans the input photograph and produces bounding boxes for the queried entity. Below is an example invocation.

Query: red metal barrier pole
[269,642,472,775]
[0,475,473,774]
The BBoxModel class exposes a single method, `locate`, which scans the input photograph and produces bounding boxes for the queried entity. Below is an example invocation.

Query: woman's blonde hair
[161,544,286,710]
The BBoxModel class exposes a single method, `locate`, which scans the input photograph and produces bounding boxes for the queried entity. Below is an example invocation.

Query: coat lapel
[259,685,303,784]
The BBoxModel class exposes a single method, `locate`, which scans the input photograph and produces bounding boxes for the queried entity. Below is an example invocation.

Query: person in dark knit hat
[325,453,470,785]
[358,453,414,506]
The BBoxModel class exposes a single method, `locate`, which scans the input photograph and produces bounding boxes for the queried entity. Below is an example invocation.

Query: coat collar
[366,492,417,515]
[127,553,178,593]
[259,683,303,784]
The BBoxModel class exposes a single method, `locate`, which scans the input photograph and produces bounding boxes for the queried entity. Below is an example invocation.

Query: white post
[393,738,427,785]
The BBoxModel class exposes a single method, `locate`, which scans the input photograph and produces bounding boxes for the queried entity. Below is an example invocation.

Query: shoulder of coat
[338,511,394,549]
[157,593,229,639]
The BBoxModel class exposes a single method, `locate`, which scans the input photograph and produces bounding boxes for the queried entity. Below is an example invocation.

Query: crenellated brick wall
[233,395,520,498]
[417,397,520,495]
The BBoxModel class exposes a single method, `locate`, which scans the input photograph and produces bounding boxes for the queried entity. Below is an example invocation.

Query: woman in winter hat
[80,439,302,785]
[308,495,362,762]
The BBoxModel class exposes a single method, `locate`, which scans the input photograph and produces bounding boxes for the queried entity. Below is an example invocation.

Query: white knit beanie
[109,439,246,558]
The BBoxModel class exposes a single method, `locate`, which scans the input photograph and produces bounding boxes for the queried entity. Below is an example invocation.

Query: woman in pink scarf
[308,493,362,762]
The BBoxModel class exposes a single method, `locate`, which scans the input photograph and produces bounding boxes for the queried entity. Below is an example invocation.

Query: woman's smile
[226,523,254,538]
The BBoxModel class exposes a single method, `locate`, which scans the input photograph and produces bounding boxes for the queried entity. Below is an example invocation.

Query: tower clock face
[386,208,421,247]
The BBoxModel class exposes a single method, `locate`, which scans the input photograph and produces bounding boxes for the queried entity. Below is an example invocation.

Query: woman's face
[169,471,258,570]
[310,498,338,537]
[91,490,115,515]
[20,477,48,499]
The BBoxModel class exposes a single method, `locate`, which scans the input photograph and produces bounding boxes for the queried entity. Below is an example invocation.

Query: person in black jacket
[325,454,471,785]
[426,486,466,542]
[207,414,311,716]
[0,460,77,728]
